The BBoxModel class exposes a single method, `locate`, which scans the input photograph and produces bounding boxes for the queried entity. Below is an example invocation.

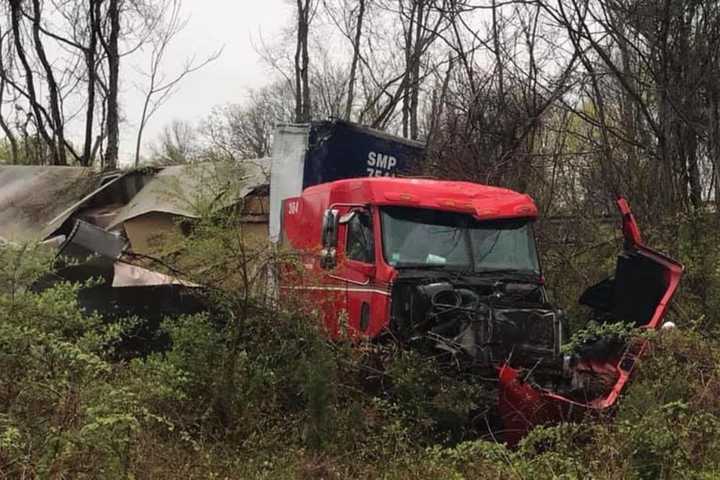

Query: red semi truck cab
[281,177,539,336]
[280,177,683,443]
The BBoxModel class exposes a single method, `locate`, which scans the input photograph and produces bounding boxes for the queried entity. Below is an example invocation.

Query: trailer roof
[304,177,538,220]
[107,159,270,229]
[0,166,118,242]
[0,160,270,243]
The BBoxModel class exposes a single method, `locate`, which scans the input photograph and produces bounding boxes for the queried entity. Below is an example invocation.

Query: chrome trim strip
[327,274,369,286]
[281,285,391,296]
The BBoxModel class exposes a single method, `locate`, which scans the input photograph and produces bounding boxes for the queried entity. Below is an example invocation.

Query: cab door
[336,208,384,337]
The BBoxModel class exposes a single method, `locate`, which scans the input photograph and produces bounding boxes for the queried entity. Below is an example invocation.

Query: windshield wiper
[470,268,541,280]
[394,262,457,269]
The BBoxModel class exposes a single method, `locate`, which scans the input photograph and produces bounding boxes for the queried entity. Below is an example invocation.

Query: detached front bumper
[497,198,684,444]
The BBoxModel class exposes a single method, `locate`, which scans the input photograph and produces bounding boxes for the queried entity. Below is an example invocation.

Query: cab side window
[346,211,375,263]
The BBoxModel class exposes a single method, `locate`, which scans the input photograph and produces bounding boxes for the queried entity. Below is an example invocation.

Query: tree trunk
[491,0,504,105]
[345,0,366,121]
[104,0,120,170]
[134,92,152,167]
[409,0,423,140]
[9,0,54,164]
[30,0,66,165]
[0,30,18,165]
[301,6,311,122]
[82,0,100,167]
[0,77,19,165]
[401,1,415,138]
[294,0,312,123]
[294,0,303,122]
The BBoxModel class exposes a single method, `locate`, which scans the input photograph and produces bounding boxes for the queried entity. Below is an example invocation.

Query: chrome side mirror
[320,208,339,269]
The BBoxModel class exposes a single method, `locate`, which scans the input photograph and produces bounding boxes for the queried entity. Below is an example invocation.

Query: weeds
[2,212,720,478]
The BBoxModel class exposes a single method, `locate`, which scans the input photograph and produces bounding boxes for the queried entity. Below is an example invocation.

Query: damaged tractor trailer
[272,121,684,442]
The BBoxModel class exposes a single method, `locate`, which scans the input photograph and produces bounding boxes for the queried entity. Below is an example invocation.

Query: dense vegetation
[1,206,719,480]
[2,0,720,477]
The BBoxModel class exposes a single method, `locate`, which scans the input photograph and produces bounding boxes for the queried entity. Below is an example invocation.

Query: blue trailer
[269,119,425,240]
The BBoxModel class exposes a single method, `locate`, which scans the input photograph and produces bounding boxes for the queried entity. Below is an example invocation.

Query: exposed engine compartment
[390,276,566,376]
[387,239,681,413]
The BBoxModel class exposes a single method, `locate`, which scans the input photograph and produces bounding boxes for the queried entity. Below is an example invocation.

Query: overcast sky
[118,0,292,165]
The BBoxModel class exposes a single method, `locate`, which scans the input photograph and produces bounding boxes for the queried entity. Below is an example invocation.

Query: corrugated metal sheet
[60,220,126,259]
[0,166,104,242]
[107,159,270,229]
[0,160,270,244]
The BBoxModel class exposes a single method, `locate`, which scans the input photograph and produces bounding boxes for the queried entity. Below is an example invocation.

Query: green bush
[0,244,139,478]
[4,212,720,478]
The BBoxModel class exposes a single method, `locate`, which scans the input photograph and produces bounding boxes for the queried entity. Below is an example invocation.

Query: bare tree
[150,119,199,165]
[364,0,450,138]
[0,0,215,168]
[7,0,56,163]
[133,0,221,166]
[102,0,121,169]
[535,0,720,216]
[344,0,366,120]
[294,0,316,122]
[200,81,295,162]
[30,0,68,165]
[0,29,19,164]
